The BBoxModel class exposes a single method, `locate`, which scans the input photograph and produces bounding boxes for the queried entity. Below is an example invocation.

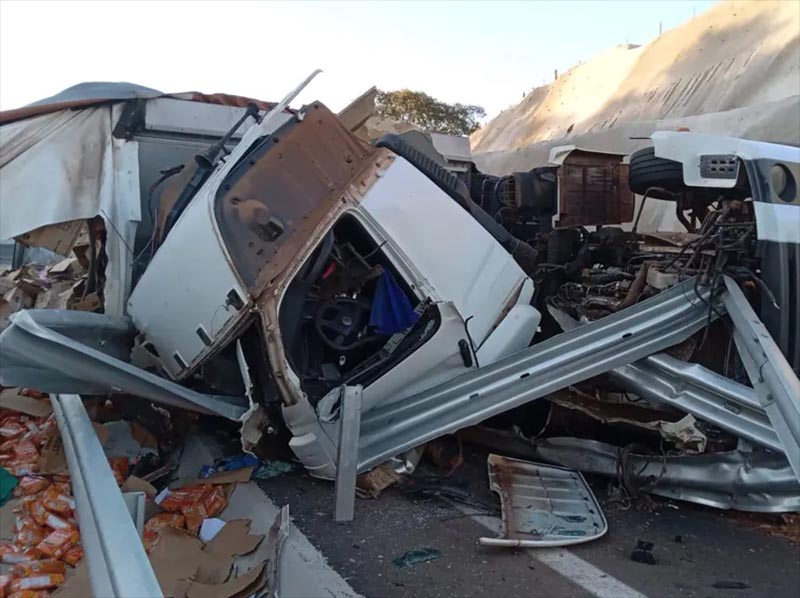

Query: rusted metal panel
[479,454,608,548]
[555,150,634,227]
[213,103,378,292]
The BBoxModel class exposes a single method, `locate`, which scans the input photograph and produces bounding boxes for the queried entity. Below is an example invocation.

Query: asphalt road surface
[259,445,800,598]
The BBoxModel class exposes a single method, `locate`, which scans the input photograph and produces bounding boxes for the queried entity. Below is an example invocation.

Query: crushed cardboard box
[15,220,86,257]
[0,388,53,418]
[148,520,265,597]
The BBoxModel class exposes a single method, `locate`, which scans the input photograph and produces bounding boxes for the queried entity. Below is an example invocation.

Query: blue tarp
[369,271,419,335]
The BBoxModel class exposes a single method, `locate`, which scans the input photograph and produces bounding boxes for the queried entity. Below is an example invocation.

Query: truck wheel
[628,147,686,199]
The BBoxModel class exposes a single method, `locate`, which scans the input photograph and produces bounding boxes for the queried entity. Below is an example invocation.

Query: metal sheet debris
[533,437,800,513]
[479,454,607,548]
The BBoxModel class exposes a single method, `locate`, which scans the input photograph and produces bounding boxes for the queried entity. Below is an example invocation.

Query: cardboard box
[2,286,34,311]
[15,220,86,256]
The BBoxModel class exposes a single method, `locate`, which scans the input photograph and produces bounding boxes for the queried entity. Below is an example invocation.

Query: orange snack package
[11,561,65,578]
[0,439,16,453]
[14,497,37,514]
[51,482,70,497]
[159,484,213,512]
[202,485,227,517]
[12,441,38,462]
[8,591,52,598]
[36,529,79,560]
[27,502,70,531]
[182,485,228,535]
[0,545,41,565]
[15,518,45,547]
[61,545,83,567]
[39,488,73,517]
[4,462,39,477]
[17,478,50,497]
[9,574,64,593]
[107,457,130,486]
[142,530,160,554]
[0,574,10,598]
[144,513,185,534]
[0,420,25,439]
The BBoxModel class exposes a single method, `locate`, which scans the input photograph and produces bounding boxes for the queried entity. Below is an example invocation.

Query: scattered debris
[200,454,260,479]
[356,463,401,499]
[630,540,657,565]
[712,581,750,590]
[392,548,443,569]
[252,461,294,481]
[479,454,607,548]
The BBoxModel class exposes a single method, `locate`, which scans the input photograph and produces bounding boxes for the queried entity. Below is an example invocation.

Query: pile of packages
[143,483,229,552]
[0,219,104,331]
[0,393,82,598]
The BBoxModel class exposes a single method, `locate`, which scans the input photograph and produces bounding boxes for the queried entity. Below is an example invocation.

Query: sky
[0,0,717,120]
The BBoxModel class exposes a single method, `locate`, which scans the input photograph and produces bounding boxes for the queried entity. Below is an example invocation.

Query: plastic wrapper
[8,591,52,598]
[14,497,37,514]
[142,530,160,554]
[16,478,50,497]
[39,488,73,517]
[202,485,227,517]
[0,574,10,598]
[12,441,38,462]
[9,574,63,592]
[52,482,70,497]
[11,561,65,578]
[0,439,16,453]
[14,518,45,547]
[0,545,41,564]
[0,420,25,440]
[184,485,229,535]
[158,484,212,512]
[27,501,70,531]
[107,457,130,486]
[144,513,185,534]
[61,544,83,567]
[4,462,38,477]
[36,529,79,560]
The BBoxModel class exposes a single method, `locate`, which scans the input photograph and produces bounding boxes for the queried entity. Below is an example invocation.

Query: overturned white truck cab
[127,100,540,475]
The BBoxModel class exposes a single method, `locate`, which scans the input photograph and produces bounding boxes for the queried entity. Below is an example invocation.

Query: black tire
[628,147,686,199]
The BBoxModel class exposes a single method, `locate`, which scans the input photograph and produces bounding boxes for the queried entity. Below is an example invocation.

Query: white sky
[0,0,716,119]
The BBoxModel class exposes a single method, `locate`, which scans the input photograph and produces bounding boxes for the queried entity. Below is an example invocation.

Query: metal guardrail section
[51,394,163,598]
[0,311,248,420]
[535,437,800,513]
[357,278,718,472]
[611,354,781,452]
[723,276,800,482]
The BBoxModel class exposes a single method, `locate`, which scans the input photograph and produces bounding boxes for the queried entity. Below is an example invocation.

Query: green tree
[376,89,486,136]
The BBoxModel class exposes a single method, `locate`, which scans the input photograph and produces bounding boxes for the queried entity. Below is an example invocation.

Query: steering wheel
[313,298,377,352]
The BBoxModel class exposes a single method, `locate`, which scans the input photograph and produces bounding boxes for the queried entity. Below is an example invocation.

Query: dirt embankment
[472,0,800,174]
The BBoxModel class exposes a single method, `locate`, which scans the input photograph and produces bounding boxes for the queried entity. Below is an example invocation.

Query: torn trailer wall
[0,82,288,318]
[0,105,139,316]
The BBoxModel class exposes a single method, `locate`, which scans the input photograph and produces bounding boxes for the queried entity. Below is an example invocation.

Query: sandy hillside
[472,0,800,174]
